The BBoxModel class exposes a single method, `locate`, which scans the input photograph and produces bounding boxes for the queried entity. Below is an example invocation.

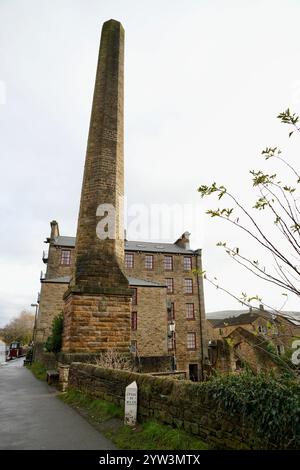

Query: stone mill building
[34,19,208,381]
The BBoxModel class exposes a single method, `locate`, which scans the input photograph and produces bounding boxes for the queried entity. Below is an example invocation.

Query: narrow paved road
[0,358,116,450]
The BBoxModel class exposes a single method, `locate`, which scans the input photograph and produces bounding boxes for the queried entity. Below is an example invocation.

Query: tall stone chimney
[73,19,127,289]
[50,220,59,239]
[62,19,132,357]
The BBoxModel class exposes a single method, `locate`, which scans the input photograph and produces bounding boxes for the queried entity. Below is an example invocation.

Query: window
[145,254,153,270]
[186,303,195,320]
[125,253,134,268]
[164,256,173,271]
[219,328,223,336]
[61,250,71,265]
[277,344,285,356]
[184,256,192,271]
[168,333,176,351]
[184,278,193,294]
[187,332,196,350]
[258,325,267,334]
[130,340,137,353]
[165,278,174,294]
[168,302,175,321]
[132,288,137,305]
[131,312,137,331]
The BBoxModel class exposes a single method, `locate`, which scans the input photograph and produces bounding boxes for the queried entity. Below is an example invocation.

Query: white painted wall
[0,340,7,364]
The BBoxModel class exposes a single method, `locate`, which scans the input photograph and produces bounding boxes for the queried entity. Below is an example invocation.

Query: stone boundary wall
[35,351,57,370]
[68,362,269,450]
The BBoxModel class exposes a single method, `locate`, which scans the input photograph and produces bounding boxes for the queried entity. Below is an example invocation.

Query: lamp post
[30,303,38,359]
[169,321,176,371]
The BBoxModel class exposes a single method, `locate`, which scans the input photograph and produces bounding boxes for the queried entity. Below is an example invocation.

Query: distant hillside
[206,310,248,319]
[206,309,300,320]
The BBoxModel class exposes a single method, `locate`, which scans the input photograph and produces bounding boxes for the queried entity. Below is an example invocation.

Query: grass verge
[59,388,210,450]
[59,388,122,422]
[26,361,47,381]
[105,420,209,450]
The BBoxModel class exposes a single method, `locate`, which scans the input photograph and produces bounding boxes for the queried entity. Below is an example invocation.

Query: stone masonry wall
[130,286,168,357]
[35,281,67,344]
[125,251,207,376]
[62,292,131,353]
[45,245,74,279]
[68,363,269,450]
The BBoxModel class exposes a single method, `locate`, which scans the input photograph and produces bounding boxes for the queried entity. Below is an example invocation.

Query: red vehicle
[7,342,25,360]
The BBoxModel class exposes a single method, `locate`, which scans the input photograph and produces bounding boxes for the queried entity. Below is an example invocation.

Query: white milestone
[124,380,138,426]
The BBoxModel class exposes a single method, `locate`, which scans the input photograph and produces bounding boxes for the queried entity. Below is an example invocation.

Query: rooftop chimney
[50,220,59,239]
[175,231,191,250]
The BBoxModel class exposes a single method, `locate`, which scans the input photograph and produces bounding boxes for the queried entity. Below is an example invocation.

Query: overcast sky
[1,0,300,326]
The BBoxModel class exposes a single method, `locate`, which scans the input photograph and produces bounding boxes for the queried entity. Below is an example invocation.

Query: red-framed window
[131,312,137,330]
[165,278,174,294]
[164,255,173,271]
[168,333,176,351]
[168,302,175,321]
[187,332,196,350]
[145,254,154,270]
[184,278,193,294]
[132,288,137,305]
[183,256,192,271]
[125,253,134,268]
[61,250,71,265]
[186,303,195,320]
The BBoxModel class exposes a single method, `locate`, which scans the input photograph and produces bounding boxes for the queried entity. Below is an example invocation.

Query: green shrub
[45,313,63,353]
[188,371,300,449]
[25,347,33,362]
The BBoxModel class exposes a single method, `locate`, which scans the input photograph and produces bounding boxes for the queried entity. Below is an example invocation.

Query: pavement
[0,358,116,450]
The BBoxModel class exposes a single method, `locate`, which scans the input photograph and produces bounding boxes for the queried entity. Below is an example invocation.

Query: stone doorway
[189,363,199,381]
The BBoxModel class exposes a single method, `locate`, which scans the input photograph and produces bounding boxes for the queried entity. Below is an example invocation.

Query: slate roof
[277,311,300,326]
[127,277,164,287]
[125,240,195,254]
[42,276,71,283]
[52,236,76,247]
[51,236,196,254]
[42,275,164,288]
[207,312,261,328]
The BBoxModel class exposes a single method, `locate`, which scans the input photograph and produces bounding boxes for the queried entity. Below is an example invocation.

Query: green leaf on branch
[251,170,277,186]
[253,197,269,210]
[206,209,221,217]
[192,268,206,277]
[198,182,218,197]
[261,147,281,160]
[283,186,296,193]
[218,185,227,200]
[277,108,299,126]
[290,223,300,234]
[221,208,234,218]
